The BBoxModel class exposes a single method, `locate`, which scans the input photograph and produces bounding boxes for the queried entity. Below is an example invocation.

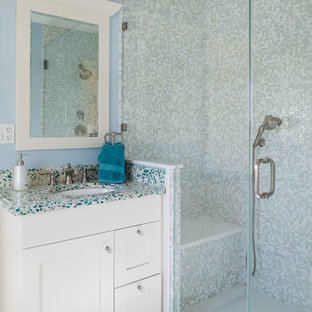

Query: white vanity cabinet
[23,232,114,312]
[0,195,162,312]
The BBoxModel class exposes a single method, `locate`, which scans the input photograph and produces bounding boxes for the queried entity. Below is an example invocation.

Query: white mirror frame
[16,0,122,150]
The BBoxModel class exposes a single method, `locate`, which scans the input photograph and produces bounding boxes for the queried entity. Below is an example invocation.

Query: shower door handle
[254,156,275,199]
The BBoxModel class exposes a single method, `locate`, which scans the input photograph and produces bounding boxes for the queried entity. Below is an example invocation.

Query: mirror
[16,0,122,150]
[30,12,99,138]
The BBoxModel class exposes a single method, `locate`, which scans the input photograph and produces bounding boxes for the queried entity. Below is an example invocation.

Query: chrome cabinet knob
[105,246,112,254]
[137,285,144,292]
[136,229,144,236]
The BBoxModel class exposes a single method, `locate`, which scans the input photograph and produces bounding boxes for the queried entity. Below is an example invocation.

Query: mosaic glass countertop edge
[0,181,165,217]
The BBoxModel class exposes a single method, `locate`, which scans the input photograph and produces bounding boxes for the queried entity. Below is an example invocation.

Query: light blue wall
[0,0,120,170]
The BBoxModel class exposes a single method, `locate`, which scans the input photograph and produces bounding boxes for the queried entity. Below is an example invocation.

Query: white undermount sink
[58,188,115,196]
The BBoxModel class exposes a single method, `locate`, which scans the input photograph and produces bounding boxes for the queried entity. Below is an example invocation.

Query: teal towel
[98,142,126,184]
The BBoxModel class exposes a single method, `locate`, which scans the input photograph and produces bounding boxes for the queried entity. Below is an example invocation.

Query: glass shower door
[248,1,312,311]
[120,0,250,311]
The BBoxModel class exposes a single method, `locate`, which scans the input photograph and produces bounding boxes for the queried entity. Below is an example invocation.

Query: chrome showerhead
[263,115,282,130]
[78,64,92,80]
[253,115,282,148]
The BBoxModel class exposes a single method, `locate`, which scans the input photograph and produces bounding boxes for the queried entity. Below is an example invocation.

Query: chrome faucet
[82,167,97,184]
[64,163,75,185]
[40,170,57,186]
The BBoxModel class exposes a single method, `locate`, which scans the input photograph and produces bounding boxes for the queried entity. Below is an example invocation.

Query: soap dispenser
[13,153,29,191]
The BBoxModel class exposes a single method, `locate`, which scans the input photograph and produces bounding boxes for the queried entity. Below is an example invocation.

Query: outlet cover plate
[0,124,15,144]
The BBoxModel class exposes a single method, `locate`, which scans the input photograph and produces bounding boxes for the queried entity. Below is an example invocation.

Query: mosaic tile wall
[119,0,249,310]
[251,1,312,311]
[35,24,98,137]
[165,166,182,312]
[202,0,249,226]
[120,0,311,311]
[180,231,245,311]
[120,0,249,225]
[120,0,212,221]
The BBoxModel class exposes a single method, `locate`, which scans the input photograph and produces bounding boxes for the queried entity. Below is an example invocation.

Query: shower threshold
[183,286,303,312]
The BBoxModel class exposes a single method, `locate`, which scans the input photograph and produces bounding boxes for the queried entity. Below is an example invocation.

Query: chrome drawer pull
[137,285,144,292]
[126,262,149,271]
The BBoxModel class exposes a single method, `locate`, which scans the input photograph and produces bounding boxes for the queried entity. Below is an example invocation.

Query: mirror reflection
[30,12,99,138]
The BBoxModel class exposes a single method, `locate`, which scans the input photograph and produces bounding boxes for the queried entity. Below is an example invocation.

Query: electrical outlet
[0,124,15,144]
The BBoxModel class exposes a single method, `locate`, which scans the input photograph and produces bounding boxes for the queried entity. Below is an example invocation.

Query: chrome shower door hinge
[122,22,128,31]
[121,123,127,132]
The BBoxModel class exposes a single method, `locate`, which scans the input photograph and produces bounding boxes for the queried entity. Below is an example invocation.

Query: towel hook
[104,132,123,145]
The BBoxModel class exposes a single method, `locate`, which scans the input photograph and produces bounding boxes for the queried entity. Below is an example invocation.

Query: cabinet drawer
[115,275,161,312]
[114,222,161,287]
[21,195,161,249]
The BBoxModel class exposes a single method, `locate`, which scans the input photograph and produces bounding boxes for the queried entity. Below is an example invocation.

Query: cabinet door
[22,232,113,312]
[115,222,161,287]
[115,275,161,312]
